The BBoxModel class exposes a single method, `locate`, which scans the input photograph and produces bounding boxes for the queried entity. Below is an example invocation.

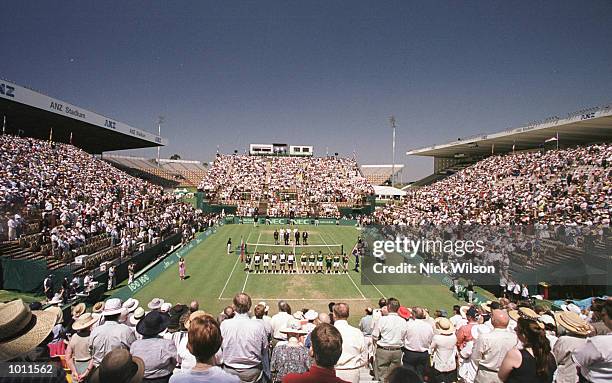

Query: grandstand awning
[406,105,612,158]
[0,78,166,153]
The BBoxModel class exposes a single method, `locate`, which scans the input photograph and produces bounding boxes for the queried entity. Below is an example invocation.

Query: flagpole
[556,132,559,150]
[2,115,5,135]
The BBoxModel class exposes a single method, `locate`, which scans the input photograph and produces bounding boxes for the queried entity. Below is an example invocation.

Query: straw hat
[122,298,139,313]
[72,313,99,331]
[435,317,455,335]
[293,311,304,320]
[459,305,471,319]
[555,311,591,336]
[184,310,208,330]
[0,300,56,362]
[509,307,539,322]
[160,302,172,313]
[129,307,145,326]
[102,298,124,316]
[538,314,555,327]
[71,303,86,318]
[89,348,144,383]
[147,298,164,310]
[92,301,105,314]
[480,301,492,313]
[280,323,308,335]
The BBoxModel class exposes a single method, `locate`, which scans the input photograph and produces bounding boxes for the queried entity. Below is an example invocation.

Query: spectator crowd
[198,155,373,218]
[1,293,611,383]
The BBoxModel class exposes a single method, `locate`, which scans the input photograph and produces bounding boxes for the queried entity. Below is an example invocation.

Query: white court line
[218,297,373,301]
[218,230,252,299]
[242,232,261,292]
[318,232,366,300]
[321,231,387,299]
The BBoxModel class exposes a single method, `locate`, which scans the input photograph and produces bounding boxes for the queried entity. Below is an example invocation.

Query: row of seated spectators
[0,135,208,268]
[199,154,374,217]
[375,144,611,226]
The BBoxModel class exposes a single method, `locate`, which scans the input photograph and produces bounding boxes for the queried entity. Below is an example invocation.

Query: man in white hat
[333,303,367,383]
[88,298,136,367]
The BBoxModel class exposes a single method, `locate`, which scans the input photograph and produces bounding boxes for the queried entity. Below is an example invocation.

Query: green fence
[224,216,358,226]
[1,257,73,293]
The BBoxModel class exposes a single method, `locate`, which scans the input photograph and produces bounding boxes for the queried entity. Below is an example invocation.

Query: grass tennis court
[131,224,483,325]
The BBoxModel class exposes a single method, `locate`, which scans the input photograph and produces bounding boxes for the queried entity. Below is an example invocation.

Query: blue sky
[1,1,611,180]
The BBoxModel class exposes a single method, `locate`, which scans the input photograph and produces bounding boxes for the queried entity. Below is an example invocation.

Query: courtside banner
[360,224,610,288]
[228,216,357,225]
[112,227,217,301]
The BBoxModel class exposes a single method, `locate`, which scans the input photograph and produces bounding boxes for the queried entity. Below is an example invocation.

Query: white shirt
[431,333,458,372]
[572,334,612,383]
[404,319,434,352]
[450,314,466,330]
[334,319,367,370]
[220,313,267,369]
[471,328,518,375]
[372,312,406,348]
[270,311,293,340]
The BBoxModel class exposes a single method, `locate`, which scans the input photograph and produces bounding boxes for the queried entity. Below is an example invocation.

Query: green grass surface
[0,290,44,303]
[132,224,475,326]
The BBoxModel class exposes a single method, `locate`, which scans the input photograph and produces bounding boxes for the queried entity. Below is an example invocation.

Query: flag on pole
[512,141,515,152]
[544,136,558,143]
[2,115,5,135]
[49,127,53,142]
[69,132,73,145]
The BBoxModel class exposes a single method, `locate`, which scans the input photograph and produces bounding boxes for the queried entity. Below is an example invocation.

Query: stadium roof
[0,78,167,153]
[406,103,612,158]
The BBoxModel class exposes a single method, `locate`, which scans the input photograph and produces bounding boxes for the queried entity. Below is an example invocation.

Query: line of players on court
[244,250,349,274]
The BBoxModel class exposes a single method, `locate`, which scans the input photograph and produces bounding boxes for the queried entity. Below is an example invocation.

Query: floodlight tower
[157,116,165,165]
[390,116,397,187]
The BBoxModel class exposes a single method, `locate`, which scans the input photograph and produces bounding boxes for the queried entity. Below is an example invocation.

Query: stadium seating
[199,154,374,217]
[0,135,207,273]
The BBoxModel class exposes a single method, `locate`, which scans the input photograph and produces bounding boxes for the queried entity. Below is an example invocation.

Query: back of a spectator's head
[254,304,265,319]
[190,300,199,313]
[378,298,387,309]
[233,293,251,314]
[328,302,336,313]
[278,300,291,314]
[223,306,234,318]
[311,323,343,368]
[387,297,400,313]
[603,300,612,330]
[387,365,423,383]
[453,305,461,315]
[333,303,349,320]
[187,315,223,363]
[317,312,331,324]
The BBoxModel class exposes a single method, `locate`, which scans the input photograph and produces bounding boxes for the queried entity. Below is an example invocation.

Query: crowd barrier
[224,216,358,226]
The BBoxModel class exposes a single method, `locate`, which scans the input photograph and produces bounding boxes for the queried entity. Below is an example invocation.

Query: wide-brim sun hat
[92,301,105,314]
[280,325,308,335]
[435,317,455,335]
[129,307,145,326]
[89,348,144,383]
[0,300,57,362]
[459,305,471,319]
[122,298,139,313]
[304,310,318,321]
[72,313,99,331]
[555,311,591,336]
[147,298,164,310]
[136,311,170,337]
[510,307,545,329]
[102,298,124,316]
[72,303,86,318]
[561,303,581,315]
[480,301,492,313]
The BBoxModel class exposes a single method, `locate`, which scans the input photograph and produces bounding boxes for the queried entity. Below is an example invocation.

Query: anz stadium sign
[0,78,167,145]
